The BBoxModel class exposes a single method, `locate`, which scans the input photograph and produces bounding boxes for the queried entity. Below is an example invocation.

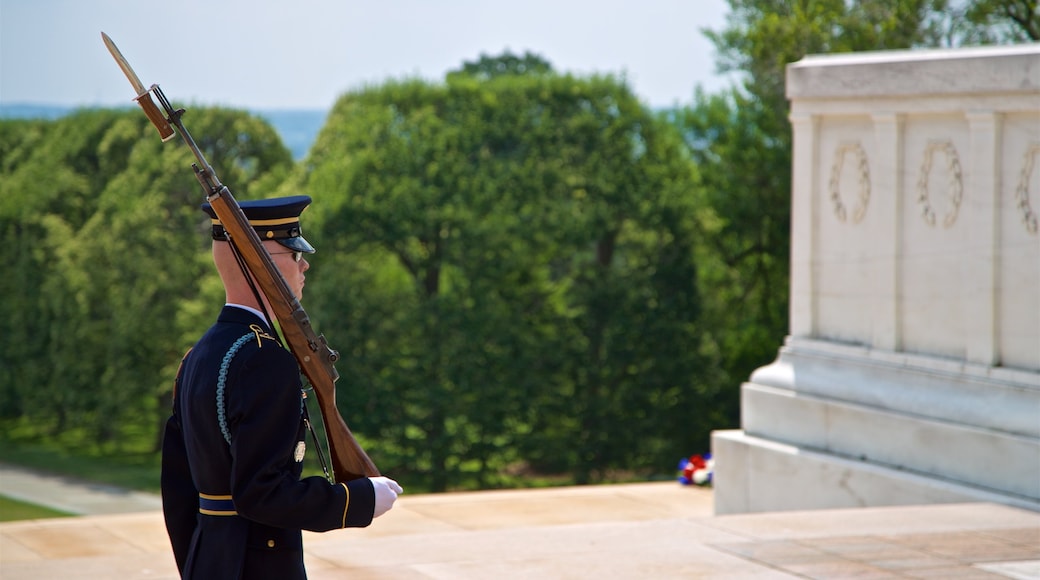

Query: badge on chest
[294,441,306,462]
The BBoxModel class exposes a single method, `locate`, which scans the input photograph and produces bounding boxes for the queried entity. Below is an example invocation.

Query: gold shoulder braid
[249,324,276,347]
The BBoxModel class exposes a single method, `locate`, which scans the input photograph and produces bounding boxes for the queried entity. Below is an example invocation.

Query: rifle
[101,32,378,483]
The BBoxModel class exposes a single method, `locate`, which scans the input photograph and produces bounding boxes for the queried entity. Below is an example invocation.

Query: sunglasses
[273,250,303,263]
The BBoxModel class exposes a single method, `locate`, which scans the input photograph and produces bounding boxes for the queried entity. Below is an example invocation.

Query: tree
[280,60,719,490]
[0,109,132,430]
[665,88,790,418]
[448,50,555,80]
[0,107,294,450]
[669,0,1031,418]
[948,0,1039,43]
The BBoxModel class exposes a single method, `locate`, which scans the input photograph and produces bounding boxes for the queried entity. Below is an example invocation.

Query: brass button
[267,539,275,548]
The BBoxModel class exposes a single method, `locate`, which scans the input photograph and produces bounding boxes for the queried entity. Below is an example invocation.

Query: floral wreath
[677,453,713,486]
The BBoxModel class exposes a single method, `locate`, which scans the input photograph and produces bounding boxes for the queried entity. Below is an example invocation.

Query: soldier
[160,195,401,579]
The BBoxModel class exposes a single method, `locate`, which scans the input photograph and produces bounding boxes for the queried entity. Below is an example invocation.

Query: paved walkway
[1,466,1038,579]
[0,463,162,515]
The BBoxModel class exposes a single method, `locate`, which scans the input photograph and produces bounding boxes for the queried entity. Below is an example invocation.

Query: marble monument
[712,44,1040,514]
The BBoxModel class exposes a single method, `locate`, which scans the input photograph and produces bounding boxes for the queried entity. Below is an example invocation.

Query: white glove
[370,476,403,519]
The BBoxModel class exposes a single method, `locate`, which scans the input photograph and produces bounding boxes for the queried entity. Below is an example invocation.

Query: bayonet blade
[101,32,147,96]
[100,32,176,141]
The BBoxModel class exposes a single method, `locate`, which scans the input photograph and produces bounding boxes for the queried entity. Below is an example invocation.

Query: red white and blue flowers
[678,454,713,486]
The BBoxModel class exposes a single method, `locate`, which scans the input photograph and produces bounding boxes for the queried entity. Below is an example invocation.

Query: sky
[0,0,735,112]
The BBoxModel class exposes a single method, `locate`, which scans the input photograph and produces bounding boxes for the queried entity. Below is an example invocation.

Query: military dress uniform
[160,197,376,579]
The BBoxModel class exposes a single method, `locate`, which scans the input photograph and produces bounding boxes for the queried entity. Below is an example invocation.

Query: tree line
[1,0,1031,492]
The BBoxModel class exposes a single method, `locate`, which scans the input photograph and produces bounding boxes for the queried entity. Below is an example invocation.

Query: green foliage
[667,0,1028,420]
[282,70,718,490]
[947,0,1039,43]
[707,0,951,119]
[448,50,555,79]
[0,107,293,450]
[664,88,789,416]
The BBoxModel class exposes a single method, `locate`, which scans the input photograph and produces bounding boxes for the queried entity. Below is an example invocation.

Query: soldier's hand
[370,476,403,518]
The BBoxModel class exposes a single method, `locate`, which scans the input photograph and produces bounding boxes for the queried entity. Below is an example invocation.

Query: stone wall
[712,44,1040,514]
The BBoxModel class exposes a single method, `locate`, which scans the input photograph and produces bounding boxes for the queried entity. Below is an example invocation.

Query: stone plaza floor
[0,463,1038,579]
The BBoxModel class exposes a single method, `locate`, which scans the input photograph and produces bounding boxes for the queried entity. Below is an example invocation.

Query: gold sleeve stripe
[198,493,233,500]
[199,507,238,516]
[198,493,237,515]
[340,482,350,528]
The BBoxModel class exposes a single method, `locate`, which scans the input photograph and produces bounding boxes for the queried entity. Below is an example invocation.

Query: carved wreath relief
[824,135,1037,235]
[1016,143,1039,235]
[828,142,871,224]
[916,140,963,228]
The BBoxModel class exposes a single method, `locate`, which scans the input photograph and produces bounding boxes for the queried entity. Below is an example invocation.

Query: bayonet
[101,32,175,141]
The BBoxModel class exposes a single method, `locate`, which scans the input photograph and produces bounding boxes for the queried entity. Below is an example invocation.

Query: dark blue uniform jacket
[161,306,375,579]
